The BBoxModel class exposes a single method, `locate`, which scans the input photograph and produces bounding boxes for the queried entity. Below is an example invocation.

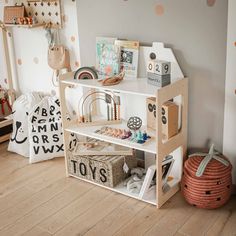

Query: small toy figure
[137,130,143,141]
[136,130,145,144]
[124,167,146,194]
[143,131,148,141]
[127,130,132,138]
[130,131,137,142]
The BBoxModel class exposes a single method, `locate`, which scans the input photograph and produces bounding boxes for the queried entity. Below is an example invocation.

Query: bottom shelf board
[69,174,180,206]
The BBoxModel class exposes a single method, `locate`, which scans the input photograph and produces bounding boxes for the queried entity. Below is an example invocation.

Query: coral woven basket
[181,150,232,209]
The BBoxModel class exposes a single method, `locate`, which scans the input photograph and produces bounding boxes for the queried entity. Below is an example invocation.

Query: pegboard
[16,0,62,28]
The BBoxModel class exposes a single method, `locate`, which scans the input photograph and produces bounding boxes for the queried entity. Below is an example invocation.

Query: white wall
[223,0,236,184]
[0,0,80,95]
[76,0,228,151]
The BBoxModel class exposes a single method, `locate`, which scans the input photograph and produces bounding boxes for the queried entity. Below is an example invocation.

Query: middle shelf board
[66,120,157,154]
[60,72,161,97]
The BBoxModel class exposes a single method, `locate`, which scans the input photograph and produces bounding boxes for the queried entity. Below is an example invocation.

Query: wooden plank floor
[0,141,236,236]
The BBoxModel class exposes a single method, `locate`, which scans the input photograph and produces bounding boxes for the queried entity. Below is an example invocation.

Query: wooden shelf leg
[156,78,188,208]
[59,78,73,177]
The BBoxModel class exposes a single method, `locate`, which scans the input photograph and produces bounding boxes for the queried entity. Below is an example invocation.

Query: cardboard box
[162,101,179,140]
[146,97,156,130]
[146,98,179,139]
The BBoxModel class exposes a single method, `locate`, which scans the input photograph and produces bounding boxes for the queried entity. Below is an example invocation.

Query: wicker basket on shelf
[68,153,137,188]
[181,144,232,209]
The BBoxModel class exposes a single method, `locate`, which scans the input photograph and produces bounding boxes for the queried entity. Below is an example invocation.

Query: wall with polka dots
[0,1,230,157]
[76,0,228,151]
[0,0,80,94]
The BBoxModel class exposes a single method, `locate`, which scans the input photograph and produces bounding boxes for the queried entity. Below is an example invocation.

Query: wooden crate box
[68,154,137,188]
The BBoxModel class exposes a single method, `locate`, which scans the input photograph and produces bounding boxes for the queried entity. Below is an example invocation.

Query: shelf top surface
[66,120,157,154]
[5,23,45,28]
[60,72,163,97]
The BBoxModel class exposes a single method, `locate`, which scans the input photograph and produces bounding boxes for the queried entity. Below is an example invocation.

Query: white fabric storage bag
[8,92,43,157]
[28,95,64,163]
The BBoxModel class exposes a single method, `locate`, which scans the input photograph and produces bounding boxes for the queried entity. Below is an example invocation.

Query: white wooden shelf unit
[0,21,15,143]
[59,71,188,208]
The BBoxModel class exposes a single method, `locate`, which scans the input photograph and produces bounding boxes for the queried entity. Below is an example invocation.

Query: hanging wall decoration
[16,0,62,28]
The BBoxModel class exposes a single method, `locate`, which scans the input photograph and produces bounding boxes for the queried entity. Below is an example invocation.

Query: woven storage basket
[68,154,137,187]
[181,151,232,209]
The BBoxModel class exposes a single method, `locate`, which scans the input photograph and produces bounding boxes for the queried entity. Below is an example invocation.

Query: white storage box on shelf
[59,42,188,208]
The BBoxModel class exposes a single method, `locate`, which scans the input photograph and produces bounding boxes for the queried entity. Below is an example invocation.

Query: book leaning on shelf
[139,155,174,199]
[96,37,120,78]
[115,40,139,78]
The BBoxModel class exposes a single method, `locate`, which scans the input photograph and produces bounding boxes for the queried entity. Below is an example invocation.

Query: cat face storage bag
[8,92,43,157]
[28,96,64,163]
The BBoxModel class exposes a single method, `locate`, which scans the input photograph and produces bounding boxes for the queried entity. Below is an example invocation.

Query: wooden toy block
[162,101,179,140]
[147,72,170,87]
[147,60,156,73]
[147,60,171,75]
[154,60,171,75]
[146,97,156,130]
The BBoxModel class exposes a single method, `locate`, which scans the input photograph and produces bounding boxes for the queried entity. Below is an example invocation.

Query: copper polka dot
[33,57,39,64]
[75,61,80,67]
[71,36,75,42]
[207,0,216,7]
[17,59,22,65]
[155,4,164,16]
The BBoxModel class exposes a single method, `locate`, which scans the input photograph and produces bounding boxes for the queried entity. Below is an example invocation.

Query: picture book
[96,37,120,78]
[139,155,174,199]
[139,164,156,199]
[115,40,139,78]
